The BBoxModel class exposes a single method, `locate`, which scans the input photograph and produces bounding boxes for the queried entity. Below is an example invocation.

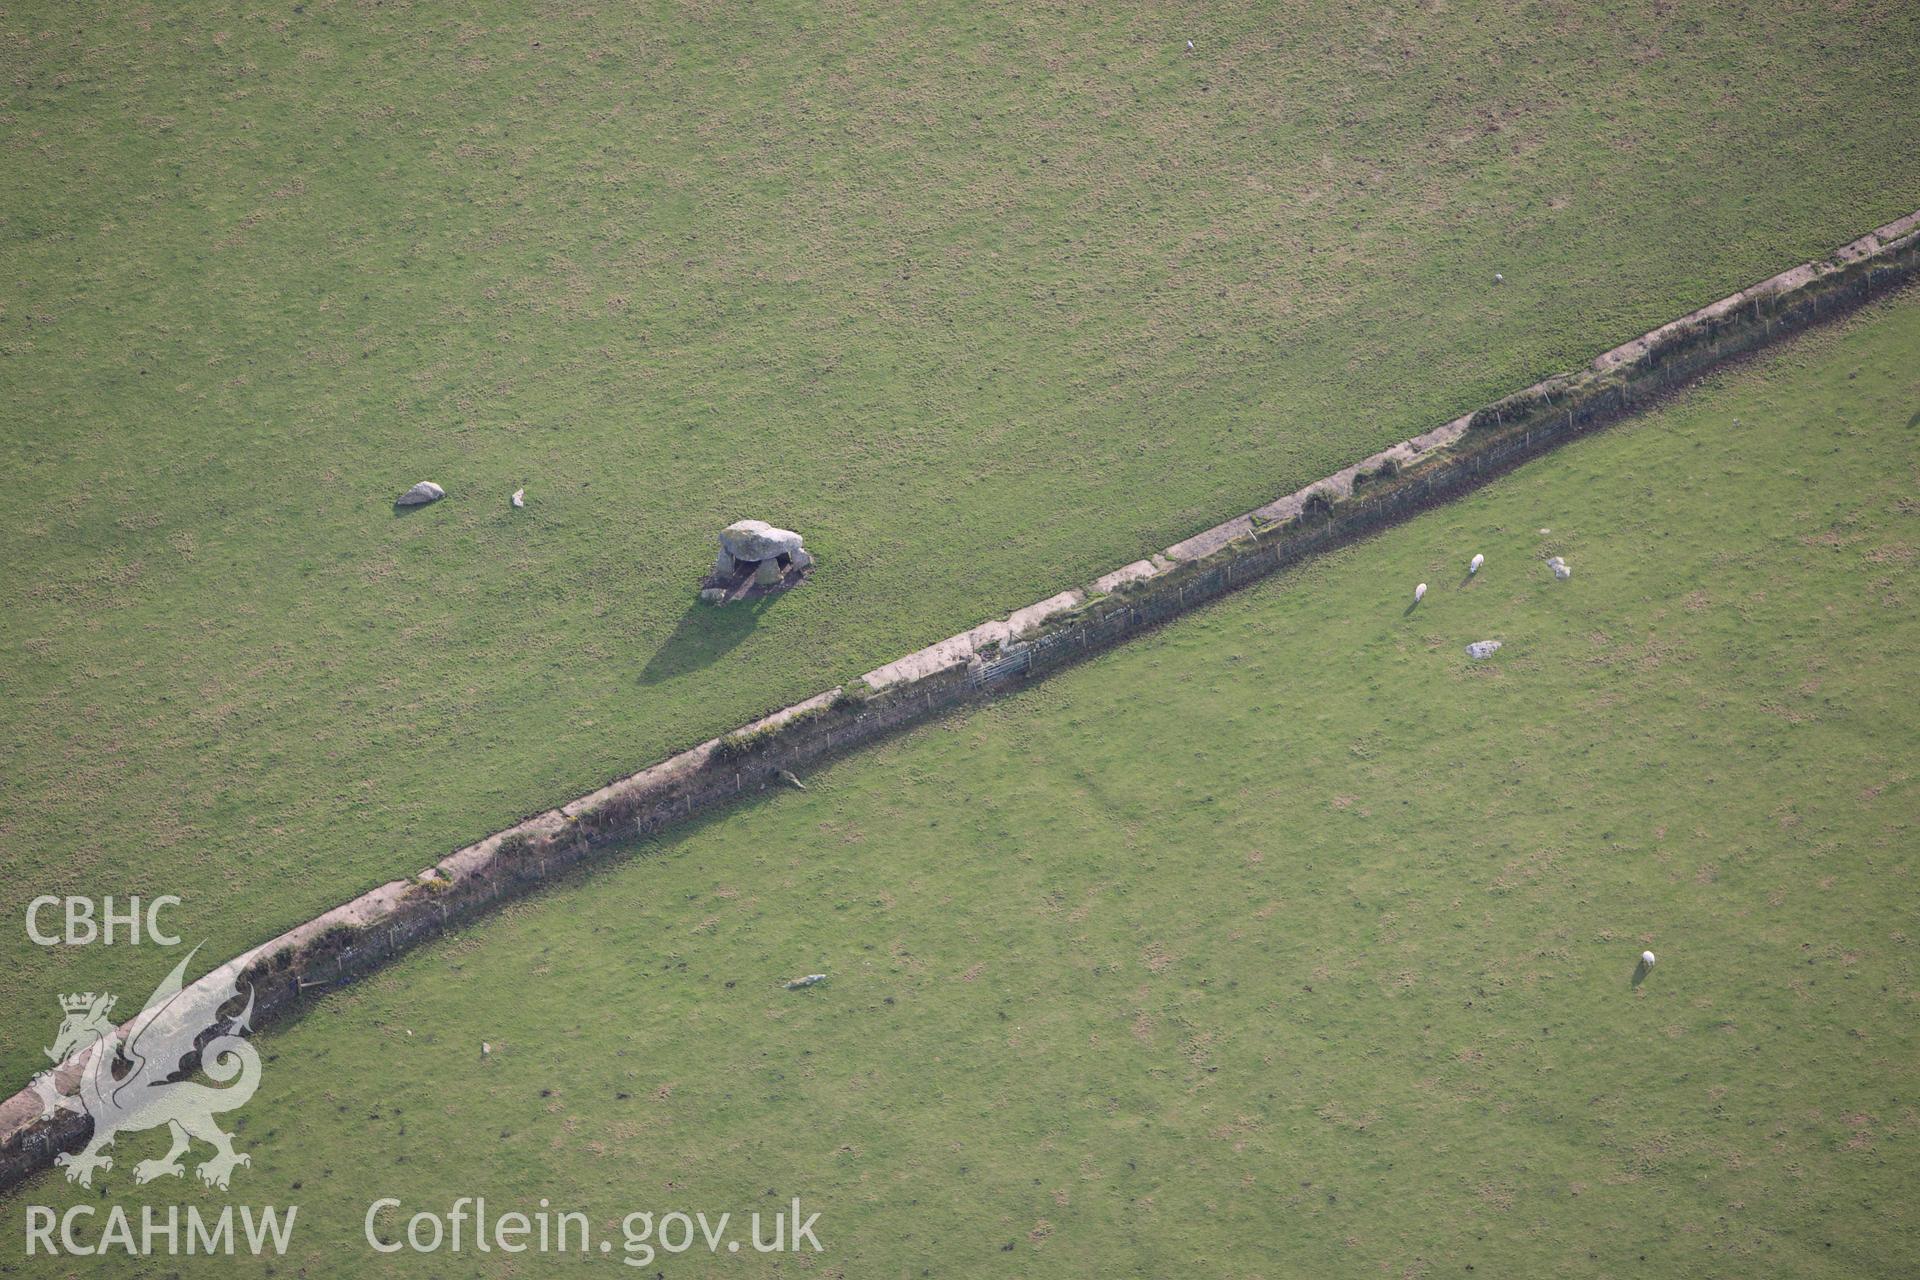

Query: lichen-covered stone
[719,519,804,562]
[395,481,445,506]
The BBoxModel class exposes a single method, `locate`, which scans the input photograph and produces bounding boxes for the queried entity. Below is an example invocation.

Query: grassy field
[5,0,1920,1084]
[9,292,1913,1276]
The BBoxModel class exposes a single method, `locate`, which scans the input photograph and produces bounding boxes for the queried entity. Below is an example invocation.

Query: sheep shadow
[638,594,778,685]
[1630,960,1652,989]
[1402,599,1420,617]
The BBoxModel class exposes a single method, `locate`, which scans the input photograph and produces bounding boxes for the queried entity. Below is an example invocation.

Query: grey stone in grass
[785,973,827,990]
[719,519,805,562]
[1465,640,1502,661]
[395,481,445,506]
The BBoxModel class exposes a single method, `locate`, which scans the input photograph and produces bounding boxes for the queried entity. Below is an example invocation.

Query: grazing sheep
[1548,556,1572,581]
[511,488,525,508]
[1414,582,1427,604]
[1469,553,1484,575]
[786,974,828,990]
[1640,951,1656,969]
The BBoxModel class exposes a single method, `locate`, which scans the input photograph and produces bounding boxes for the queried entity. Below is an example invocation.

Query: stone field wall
[4,208,1916,1189]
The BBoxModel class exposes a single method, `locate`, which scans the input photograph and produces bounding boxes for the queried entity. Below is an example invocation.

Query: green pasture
[4,0,1919,1087]
[8,291,1913,1276]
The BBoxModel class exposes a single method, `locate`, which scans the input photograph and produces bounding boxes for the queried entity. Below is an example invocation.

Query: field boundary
[4,208,1915,1189]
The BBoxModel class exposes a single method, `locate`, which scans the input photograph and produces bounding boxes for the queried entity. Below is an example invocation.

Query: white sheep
[1413,582,1427,604]
[511,488,525,508]
[1640,951,1656,969]
[1469,553,1484,576]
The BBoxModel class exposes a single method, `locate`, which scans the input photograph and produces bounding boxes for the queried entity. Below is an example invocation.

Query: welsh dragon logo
[28,947,261,1190]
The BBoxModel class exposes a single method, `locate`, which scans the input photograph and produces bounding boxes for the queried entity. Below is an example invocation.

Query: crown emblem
[60,992,112,1014]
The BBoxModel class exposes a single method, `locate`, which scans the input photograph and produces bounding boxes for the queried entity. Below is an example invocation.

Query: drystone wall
[3,208,1915,1190]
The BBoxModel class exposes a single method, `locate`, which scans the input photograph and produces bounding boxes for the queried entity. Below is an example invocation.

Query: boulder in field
[719,519,805,562]
[396,481,445,507]
[1465,640,1502,661]
[704,520,814,603]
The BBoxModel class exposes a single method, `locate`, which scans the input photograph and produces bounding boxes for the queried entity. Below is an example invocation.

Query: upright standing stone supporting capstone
[700,520,816,603]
